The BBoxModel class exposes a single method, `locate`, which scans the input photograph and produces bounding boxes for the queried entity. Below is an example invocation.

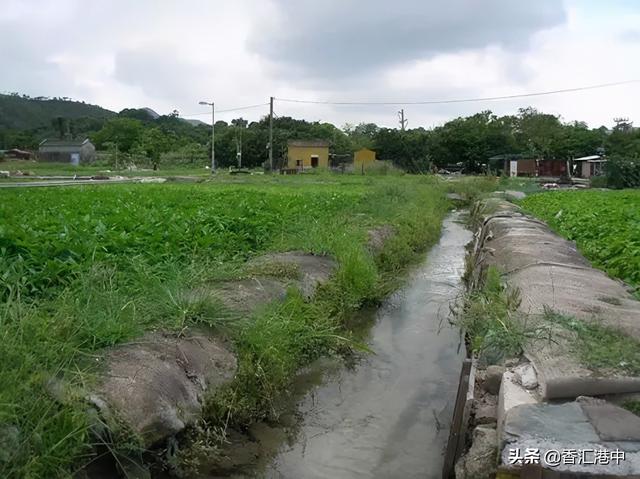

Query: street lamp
[199,101,215,173]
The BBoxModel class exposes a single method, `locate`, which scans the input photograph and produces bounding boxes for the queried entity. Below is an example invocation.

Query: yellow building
[354,148,376,172]
[287,140,330,169]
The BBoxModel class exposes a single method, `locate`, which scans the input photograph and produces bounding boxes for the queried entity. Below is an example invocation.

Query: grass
[497,176,542,194]
[455,266,545,364]
[0,173,454,477]
[521,189,640,291]
[457,264,640,373]
[623,400,640,417]
[543,308,640,376]
[444,175,498,205]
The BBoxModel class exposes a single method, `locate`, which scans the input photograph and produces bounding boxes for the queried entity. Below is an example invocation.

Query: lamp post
[199,101,215,173]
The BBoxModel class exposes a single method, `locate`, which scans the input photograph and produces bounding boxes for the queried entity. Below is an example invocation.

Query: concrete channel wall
[455,197,640,478]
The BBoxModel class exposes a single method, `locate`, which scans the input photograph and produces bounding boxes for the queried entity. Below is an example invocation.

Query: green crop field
[521,189,640,290]
[0,174,458,477]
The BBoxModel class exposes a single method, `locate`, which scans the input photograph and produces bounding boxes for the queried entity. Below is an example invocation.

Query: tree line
[3,103,640,173]
[86,107,640,173]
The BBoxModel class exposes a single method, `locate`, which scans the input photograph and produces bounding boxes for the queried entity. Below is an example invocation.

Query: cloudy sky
[2,0,639,128]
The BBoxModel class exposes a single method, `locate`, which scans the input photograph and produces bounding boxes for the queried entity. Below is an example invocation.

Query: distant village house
[572,155,606,178]
[489,154,568,178]
[286,140,329,170]
[0,148,32,160]
[353,148,376,172]
[537,159,568,177]
[38,138,96,164]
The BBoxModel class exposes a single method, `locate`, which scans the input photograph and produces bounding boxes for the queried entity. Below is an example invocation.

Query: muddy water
[250,213,471,479]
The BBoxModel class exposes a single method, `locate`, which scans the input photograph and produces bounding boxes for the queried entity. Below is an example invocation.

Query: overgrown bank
[451,195,640,479]
[0,174,454,477]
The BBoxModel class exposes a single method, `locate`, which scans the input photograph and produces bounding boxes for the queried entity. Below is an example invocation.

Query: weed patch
[623,400,640,417]
[543,308,640,376]
[455,266,546,364]
[445,176,498,205]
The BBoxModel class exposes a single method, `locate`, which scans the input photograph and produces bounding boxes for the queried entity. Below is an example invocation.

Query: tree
[231,118,248,167]
[427,111,516,172]
[180,143,207,164]
[373,127,431,173]
[92,118,144,152]
[344,122,379,149]
[560,121,605,159]
[134,127,170,170]
[607,122,640,157]
[51,117,67,139]
[513,107,565,159]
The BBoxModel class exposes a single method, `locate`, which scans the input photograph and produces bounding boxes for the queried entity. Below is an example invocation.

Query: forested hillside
[0,93,116,130]
[0,93,116,149]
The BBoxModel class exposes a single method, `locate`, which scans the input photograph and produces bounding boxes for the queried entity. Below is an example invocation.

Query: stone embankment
[456,197,640,478]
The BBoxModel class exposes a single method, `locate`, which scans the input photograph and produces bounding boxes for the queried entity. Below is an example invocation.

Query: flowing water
[249,213,472,479]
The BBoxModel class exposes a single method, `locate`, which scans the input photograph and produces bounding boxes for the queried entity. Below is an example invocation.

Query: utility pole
[269,96,274,171]
[398,109,407,131]
[199,101,215,173]
[235,123,243,168]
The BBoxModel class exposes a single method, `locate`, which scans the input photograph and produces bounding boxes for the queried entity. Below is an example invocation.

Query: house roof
[39,138,92,147]
[574,155,603,162]
[488,153,534,161]
[287,139,330,148]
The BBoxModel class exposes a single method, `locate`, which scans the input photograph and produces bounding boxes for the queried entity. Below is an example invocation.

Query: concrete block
[482,365,506,395]
[513,363,538,390]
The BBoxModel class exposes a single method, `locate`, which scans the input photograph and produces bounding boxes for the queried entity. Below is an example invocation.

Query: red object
[537,159,566,177]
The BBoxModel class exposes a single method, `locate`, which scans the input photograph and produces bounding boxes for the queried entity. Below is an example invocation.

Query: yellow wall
[354,148,376,171]
[287,145,329,168]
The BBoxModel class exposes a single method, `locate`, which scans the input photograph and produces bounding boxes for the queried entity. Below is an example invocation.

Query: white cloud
[1,0,639,128]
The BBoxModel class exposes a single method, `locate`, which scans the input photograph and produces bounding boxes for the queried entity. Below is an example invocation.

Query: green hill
[0,93,116,130]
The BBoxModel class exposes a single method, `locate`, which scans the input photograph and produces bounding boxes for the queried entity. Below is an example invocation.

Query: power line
[217,102,269,113]
[182,102,269,117]
[274,79,639,106]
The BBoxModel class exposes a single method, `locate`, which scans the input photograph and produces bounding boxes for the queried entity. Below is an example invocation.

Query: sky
[1,0,640,129]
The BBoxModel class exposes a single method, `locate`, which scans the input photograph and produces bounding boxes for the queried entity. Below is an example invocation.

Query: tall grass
[445,175,498,204]
[205,175,451,433]
[455,266,546,364]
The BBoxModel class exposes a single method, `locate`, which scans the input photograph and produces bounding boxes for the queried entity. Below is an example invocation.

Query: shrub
[602,155,640,189]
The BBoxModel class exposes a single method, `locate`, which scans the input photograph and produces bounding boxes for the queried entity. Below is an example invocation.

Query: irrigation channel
[214,212,472,479]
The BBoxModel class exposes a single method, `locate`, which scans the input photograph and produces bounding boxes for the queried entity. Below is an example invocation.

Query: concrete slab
[497,371,537,442]
[580,401,640,442]
[504,403,600,444]
[504,190,526,200]
[500,402,640,477]
[524,323,640,399]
